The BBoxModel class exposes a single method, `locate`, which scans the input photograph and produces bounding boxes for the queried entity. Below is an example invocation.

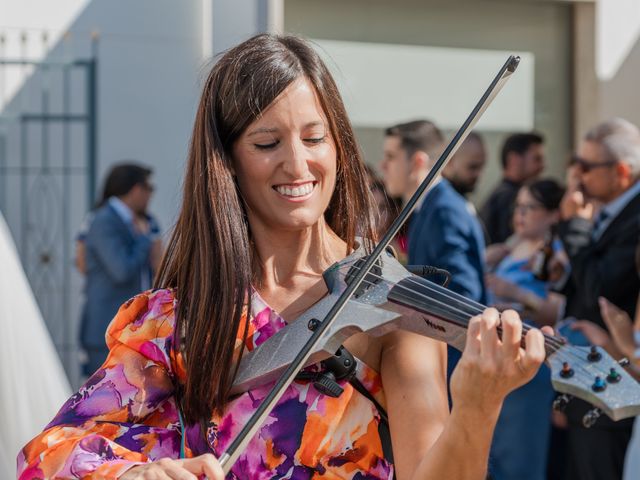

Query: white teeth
[275,183,314,197]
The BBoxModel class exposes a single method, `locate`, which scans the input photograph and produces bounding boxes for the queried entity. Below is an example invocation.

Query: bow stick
[218,55,521,473]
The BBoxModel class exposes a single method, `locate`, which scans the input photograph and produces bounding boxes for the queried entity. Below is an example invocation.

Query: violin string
[334,267,604,380]
[379,286,601,380]
[343,261,584,356]
[341,259,608,375]
[337,260,565,350]
[335,264,611,379]
[336,266,608,376]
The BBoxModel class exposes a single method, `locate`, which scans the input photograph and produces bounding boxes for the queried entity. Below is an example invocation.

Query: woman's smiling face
[232,77,337,234]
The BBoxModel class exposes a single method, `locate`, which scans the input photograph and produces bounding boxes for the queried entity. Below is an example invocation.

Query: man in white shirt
[81,163,162,376]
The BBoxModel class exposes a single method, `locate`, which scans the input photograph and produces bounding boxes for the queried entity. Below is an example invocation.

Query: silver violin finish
[234,247,640,423]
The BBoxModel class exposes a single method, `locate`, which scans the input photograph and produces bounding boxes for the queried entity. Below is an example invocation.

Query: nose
[282,138,311,178]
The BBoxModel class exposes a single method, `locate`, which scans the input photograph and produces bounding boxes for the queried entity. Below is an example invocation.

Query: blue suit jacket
[80,203,156,349]
[408,178,487,304]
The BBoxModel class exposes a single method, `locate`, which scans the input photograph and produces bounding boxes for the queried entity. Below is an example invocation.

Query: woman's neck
[247,218,347,321]
[250,218,347,291]
[510,236,544,259]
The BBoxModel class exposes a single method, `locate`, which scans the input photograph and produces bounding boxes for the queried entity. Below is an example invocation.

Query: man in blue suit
[380,120,488,396]
[381,120,487,303]
[81,163,161,376]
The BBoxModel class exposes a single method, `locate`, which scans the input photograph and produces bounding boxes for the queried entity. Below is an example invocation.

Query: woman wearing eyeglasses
[485,178,566,480]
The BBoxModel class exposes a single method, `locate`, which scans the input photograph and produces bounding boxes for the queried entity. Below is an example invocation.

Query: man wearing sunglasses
[558,118,640,480]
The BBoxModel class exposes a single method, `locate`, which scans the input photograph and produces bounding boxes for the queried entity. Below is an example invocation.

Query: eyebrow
[247,127,278,138]
[246,121,325,138]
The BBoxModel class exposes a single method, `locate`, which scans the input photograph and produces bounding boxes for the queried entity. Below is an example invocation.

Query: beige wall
[284,0,573,205]
[596,0,640,131]
[600,37,640,130]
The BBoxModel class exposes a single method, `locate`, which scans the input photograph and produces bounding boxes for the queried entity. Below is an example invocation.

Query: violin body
[233,246,640,423]
[232,246,466,393]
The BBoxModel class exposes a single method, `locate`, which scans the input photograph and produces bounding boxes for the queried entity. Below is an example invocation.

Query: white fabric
[0,212,71,478]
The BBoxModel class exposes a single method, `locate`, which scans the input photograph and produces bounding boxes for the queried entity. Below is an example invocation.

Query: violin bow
[218,55,521,473]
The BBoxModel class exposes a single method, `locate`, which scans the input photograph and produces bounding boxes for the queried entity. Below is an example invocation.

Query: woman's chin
[258,214,325,233]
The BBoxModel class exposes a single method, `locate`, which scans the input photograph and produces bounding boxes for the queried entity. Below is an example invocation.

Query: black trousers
[565,425,632,480]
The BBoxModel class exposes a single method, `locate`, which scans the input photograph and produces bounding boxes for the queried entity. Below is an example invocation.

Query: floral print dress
[18,289,394,479]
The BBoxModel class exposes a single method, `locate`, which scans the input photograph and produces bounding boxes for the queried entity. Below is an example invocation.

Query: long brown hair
[154,34,376,424]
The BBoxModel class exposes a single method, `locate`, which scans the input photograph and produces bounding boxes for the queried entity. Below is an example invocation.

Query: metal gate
[0,33,97,384]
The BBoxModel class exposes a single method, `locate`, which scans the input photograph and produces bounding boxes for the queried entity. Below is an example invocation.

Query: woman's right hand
[119,454,225,479]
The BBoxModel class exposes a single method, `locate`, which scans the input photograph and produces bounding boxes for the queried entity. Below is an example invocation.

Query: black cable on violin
[218,55,521,473]
[406,265,452,287]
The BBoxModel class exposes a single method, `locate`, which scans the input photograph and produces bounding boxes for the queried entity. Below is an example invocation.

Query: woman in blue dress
[485,178,565,480]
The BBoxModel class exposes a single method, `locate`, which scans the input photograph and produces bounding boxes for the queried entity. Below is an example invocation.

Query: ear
[616,161,631,182]
[411,150,431,172]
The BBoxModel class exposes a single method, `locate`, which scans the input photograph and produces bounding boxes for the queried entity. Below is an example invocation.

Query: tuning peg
[553,394,572,412]
[607,368,622,384]
[592,376,607,392]
[583,408,601,428]
[588,346,602,362]
[560,362,574,378]
[619,358,631,368]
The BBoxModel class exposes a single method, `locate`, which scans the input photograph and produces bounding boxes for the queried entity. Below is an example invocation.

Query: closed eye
[254,141,279,150]
[305,136,326,144]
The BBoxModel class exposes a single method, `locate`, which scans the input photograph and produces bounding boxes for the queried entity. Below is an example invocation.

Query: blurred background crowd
[2,0,640,479]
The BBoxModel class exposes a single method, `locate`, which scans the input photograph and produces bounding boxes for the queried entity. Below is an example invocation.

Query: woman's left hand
[450,308,547,414]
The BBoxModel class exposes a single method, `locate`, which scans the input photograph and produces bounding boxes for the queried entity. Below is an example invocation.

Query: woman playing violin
[18,34,547,480]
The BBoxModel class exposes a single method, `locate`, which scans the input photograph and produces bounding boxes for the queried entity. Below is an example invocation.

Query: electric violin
[233,244,640,425]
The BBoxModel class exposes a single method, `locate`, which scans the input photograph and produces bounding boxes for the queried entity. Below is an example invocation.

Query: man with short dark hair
[443,131,487,197]
[381,120,486,302]
[480,132,545,244]
[558,118,640,480]
[80,163,162,375]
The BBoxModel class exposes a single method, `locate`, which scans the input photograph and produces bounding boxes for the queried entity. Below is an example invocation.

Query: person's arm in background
[75,239,87,274]
[600,296,640,362]
[88,214,153,285]
[74,212,94,275]
[557,186,594,259]
[485,272,564,327]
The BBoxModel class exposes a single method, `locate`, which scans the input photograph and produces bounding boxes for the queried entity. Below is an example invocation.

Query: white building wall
[597,0,640,130]
[1,0,208,386]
